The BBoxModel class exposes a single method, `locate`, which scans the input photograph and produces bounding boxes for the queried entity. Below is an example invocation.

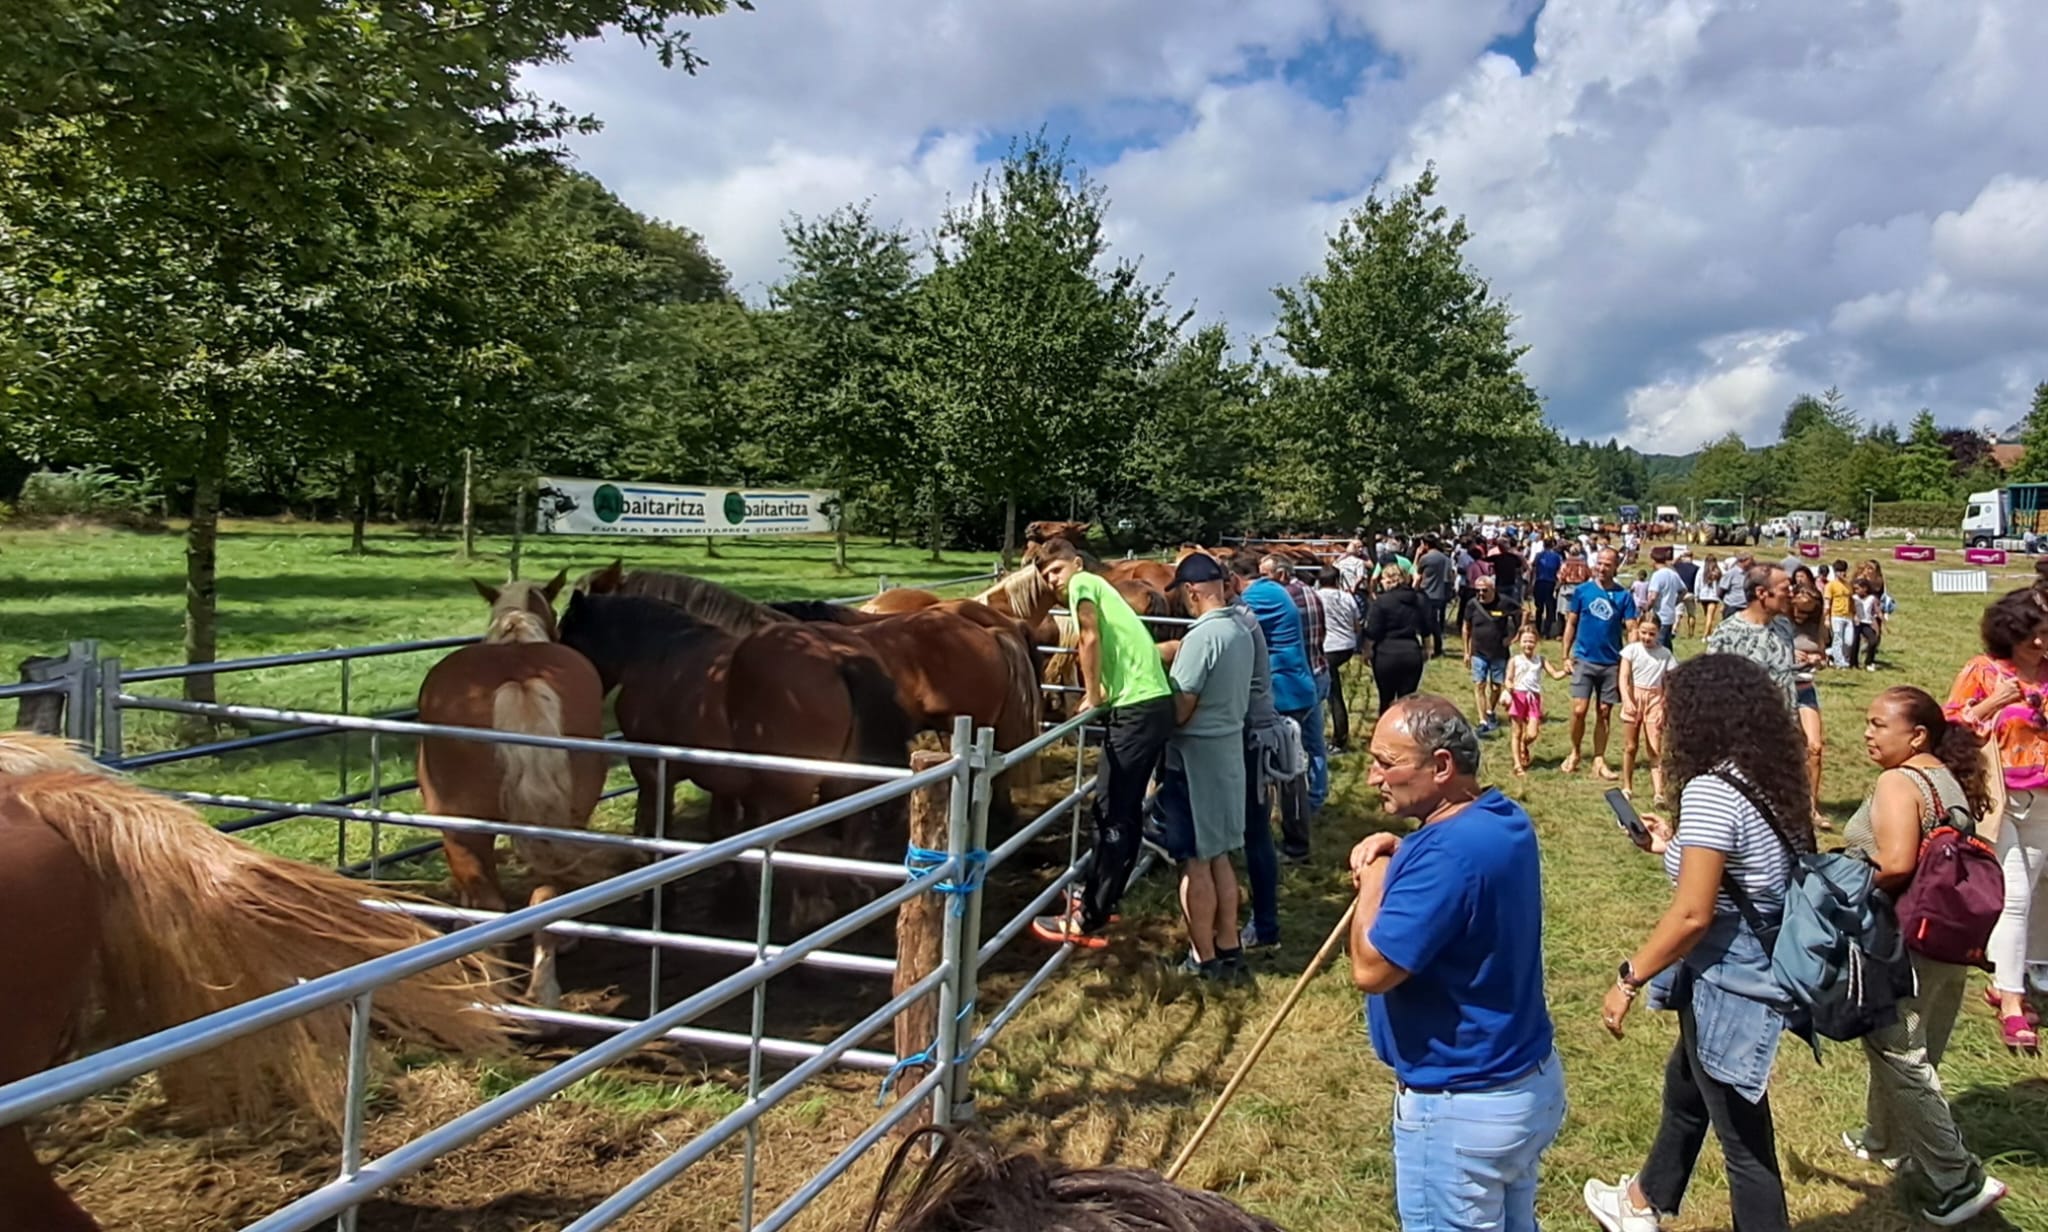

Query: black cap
[1172,553,1226,586]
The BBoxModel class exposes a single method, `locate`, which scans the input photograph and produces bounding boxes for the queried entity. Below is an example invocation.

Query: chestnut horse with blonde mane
[416,571,610,1007]
[0,733,505,1232]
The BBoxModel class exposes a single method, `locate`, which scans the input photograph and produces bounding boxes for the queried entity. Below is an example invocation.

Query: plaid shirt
[1284,579,1329,678]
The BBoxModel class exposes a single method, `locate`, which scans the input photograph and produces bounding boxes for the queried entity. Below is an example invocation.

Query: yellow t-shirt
[1824,577,1852,620]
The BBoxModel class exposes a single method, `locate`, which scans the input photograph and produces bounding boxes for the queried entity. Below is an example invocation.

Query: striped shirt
[1284,580,1329,678]
[1663,769,1792,910]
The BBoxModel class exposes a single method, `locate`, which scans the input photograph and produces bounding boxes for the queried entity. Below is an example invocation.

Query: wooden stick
[1165,899,1359,1181]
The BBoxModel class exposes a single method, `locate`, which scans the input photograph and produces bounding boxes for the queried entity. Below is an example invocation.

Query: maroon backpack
[1894,769,2003,968]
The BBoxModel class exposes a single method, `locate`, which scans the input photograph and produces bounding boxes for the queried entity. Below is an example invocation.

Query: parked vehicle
[1697,498,1752,546]
[1553,498,1587,532]
[1963,485,2048,548]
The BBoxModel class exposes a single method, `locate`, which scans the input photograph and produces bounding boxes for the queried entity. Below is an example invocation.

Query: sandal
[1985,987,2041,1026]
[2000,1014,2038,1053]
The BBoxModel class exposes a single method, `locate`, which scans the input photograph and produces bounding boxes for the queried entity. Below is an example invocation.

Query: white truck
[1963,485,2048,548]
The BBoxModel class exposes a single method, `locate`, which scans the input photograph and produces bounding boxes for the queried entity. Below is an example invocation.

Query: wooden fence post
[15,655,65,736]
[890,749,951,1128]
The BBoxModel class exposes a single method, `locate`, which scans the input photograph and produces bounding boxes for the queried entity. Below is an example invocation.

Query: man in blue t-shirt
[1234,553,1319,864]
[1559,547,1636,780]
[1349,695,1563,1230]
[1532,542,1565,638]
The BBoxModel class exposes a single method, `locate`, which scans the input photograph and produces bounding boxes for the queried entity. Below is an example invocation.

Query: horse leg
[443,832,506,913]
[630,756,678,839]
[525,883,562,1009]
[0,1126,96,1232]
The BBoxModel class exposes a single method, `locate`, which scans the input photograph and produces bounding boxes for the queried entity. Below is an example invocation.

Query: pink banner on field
[1966,547,2009,565]
[1797,542,1822,558]
[1894,545,1938,562]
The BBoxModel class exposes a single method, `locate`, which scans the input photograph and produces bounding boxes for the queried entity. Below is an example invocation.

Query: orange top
[1946,655,2048,790]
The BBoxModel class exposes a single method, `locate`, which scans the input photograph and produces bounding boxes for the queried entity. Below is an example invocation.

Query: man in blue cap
[1154,551,1254,981]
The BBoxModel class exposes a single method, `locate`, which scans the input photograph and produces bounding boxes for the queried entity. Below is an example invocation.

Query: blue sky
[526,0,2048,450]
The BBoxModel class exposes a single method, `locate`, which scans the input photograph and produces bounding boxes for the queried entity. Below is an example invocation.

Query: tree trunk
[348,452,371,555]
[705,531,719,559]
[433,480,450,534]
[1001,491,1017,568]
[183,414,230,703]
[835,518,849,573]
[926,484,943,563]
[507,476,528,581]
[459,449,475,560]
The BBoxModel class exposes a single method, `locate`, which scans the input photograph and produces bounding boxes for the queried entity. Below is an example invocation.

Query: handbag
[1895,767,2003,968]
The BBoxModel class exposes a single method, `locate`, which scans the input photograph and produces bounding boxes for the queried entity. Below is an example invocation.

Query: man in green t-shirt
[1031,540,1175,947]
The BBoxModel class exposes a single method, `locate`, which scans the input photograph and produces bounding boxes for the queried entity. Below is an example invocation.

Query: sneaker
[1240,922,1282,953]
[1216,952,1255,987]
[1839,1130,1902,1172]
[1923,1173,2009,1226]
[1582,1176,1661,1231]
[1280,848,1312,867]
[1030,911,1110,950]
[1140,820,1173,864]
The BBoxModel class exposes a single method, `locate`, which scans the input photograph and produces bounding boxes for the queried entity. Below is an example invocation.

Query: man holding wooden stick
[1347,696,1564,1232]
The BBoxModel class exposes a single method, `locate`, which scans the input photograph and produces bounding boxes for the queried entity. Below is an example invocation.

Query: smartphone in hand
[1605,788,1651,848]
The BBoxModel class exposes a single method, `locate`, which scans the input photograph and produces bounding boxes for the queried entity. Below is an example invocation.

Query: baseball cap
[1171,553,1227,587]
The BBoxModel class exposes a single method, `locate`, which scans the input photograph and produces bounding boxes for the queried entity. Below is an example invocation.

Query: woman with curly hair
[1583,654,1814,1232]
[1945,587,2048,1051]
[1786,574,1832,829]
[1838,686,2010,1225]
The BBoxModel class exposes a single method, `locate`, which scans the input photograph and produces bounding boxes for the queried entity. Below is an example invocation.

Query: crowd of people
[1006,523,2048,1231]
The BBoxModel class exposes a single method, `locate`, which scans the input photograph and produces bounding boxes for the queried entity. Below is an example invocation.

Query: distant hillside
[1640,451,1699,479]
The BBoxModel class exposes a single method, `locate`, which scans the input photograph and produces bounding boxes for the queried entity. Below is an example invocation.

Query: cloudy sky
[526,0,2048,452]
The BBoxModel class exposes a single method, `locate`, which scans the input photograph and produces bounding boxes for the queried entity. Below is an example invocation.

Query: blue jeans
[1303,683,1330,814]
[1392,1053,1566,1232]
[1240,737,1279,944]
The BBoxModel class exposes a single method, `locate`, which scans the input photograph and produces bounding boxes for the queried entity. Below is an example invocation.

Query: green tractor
[1552,498,1587,533]
[1697,498,1751,546]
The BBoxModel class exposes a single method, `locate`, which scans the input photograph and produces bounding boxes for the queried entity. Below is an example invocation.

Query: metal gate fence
[0,564,1186,1230]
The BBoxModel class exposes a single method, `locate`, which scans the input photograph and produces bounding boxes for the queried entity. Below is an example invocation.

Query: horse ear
[542,568,568,602]
[472,578,501,605]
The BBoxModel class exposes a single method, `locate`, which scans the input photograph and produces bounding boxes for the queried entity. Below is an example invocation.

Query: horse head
[473,570,566,643]
[575,558,627,596]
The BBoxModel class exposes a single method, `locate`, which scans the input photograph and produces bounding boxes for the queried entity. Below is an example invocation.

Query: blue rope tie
[878,1000,978,1104]
[904,843,988,916]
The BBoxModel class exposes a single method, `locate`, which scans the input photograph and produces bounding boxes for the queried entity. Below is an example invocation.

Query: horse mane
[485,581,555,644]
[862,1127,1284,1232]
[0,731,104,778]
[980,564,1052,613]
[612,569,792,636]
[561,590,733,653]
[772,599,860,623]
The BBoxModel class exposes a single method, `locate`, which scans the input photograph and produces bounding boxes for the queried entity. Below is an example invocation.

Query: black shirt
[1365,586,1431,659]
[1674,560,1700,591]
[1462,597,1518,661]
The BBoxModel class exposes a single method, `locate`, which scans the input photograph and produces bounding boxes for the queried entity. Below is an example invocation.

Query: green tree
[1895,409,1958,501]
[764,204,921,570]
[907,136,1181,561]
[0,0,742,694]
[2009,382,2048,483]
[1106,326,1264,544]
[1273,167,1546,527]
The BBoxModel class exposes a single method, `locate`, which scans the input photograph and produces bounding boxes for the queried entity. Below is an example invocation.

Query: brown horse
[417,573,610,1007]
[861,587,944,614]
[1023,520,1093,562]
[557,587,913,861]
[0,733,505,1232]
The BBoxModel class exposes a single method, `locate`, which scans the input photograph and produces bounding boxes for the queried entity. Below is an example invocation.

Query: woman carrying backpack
[1944,587,2048,1051]
[1838,686,2010,1225]
[1582,654,1811,1232]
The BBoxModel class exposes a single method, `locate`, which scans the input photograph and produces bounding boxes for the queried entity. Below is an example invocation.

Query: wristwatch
[1617,960,1649,994]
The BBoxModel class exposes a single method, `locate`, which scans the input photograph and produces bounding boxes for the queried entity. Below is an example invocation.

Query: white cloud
[527,0,2048,444]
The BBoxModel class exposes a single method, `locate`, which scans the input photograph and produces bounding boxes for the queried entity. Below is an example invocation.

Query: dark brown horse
[582,565,1042,782]
[417,573,610,1006]
[556,590,913,859]
[0,733,505,1232]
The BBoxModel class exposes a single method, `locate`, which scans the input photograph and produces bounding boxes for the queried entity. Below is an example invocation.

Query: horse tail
[492,678,604,887]
[994,624,1042,789]
[840,652,915,771]
[1,759,506,1128]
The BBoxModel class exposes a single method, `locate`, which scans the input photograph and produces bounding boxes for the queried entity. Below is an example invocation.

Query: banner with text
[536,477,838,538]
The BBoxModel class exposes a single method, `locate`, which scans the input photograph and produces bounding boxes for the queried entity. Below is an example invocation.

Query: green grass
[9,522,2048,1230]
[0,519,1002,868]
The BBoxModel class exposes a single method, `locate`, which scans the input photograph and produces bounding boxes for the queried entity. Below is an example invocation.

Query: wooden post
[890,749,951,1127]
[459,448,475,560]
[15,656,65,736]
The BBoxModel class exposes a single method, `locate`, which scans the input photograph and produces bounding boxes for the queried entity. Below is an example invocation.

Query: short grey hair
[1394,695,1481,776]
[1745,563,1778,598]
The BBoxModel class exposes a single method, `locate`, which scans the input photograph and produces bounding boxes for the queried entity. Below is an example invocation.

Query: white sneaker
[1583,1176,1661,1231]
[1923,1173,2009,1226]
[1839,1130,1902,1172]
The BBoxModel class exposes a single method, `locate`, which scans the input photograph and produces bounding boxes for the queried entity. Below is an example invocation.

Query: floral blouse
[1946,655,2048,790]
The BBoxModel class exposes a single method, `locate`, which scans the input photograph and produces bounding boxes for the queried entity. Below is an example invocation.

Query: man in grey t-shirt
[1416,536,1456,657]
[1156,553,1253,981]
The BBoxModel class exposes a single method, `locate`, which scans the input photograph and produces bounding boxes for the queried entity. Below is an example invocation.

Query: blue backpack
[1714,773,1916,1042]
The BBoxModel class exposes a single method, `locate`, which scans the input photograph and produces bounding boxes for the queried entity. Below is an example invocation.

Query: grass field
[8,521,2048,1230]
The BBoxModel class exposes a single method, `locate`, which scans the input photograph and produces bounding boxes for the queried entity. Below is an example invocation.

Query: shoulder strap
[1899,765,1943,827]
[1705,770,1794,941]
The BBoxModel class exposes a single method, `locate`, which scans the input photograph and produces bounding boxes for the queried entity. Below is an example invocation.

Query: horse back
[419,642,605,734]
[0,789,100,1082]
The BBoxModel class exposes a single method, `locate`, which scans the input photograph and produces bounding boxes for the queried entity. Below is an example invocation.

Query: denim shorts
[1470,656,1506,684]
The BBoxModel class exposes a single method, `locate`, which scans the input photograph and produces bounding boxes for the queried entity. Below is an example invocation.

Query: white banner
[535,477,838,537]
